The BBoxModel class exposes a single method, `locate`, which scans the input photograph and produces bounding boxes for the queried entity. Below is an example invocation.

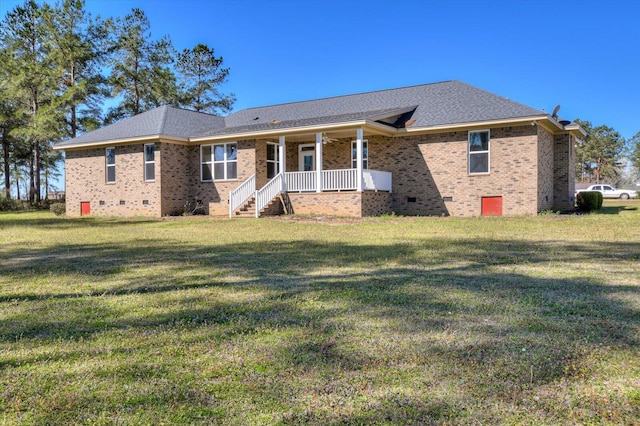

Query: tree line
[0,0,234,202]
[574,119,640,186]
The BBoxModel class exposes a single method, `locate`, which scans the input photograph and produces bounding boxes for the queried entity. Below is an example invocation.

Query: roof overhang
[191,119,397,143]
[395,114,588,139]
[53,134,190,150]
[54,114,585,149]
[563,123,587,137]
[398,115,562,135]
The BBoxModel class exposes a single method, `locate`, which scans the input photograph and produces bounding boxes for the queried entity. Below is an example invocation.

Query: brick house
[54,80,584,218]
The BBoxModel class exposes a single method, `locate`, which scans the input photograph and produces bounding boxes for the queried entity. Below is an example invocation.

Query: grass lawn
[1,200,639,425]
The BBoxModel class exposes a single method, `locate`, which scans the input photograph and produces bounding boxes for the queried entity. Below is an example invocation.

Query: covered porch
[230,127,393,217]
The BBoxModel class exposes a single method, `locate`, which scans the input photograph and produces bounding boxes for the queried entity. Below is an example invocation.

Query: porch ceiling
[261,127,380,143]
[190,107,413,143]
[191,120,396,143]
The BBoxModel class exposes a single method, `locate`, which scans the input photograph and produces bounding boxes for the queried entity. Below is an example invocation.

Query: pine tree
[176,43,235,114]
[629,131,640,182]
[43,0,110,139]
[0,0,61,202]
[107,8,178,122]
[574,119,626,185]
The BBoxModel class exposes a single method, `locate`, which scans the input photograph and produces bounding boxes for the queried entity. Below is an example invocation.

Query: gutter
[53,134,191,150]
[54,114,580,150]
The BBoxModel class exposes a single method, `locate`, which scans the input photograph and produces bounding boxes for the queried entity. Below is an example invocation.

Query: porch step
[259,195,286,217]
[234,197,256,217]
[232,194,289,218]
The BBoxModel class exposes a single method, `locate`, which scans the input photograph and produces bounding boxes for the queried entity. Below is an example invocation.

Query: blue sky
[1,0,639,140]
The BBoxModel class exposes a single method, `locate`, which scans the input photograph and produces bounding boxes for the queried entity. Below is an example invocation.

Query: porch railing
[285,169,392,192]
[364,169,392,192]
[255,173,284,218]
[285,171,317,192]
[230,169,392,218]
[229,174,255,217]
[323,169,358,191]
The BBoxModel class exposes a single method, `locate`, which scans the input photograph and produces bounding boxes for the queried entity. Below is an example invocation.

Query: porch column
[279,136,286,191]
[356,127,364,192]
[315,132,323,193]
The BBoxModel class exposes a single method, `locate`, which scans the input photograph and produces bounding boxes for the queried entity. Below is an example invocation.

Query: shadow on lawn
[1,234,639,423]
[597,204,638,215]
[0,211,158,229]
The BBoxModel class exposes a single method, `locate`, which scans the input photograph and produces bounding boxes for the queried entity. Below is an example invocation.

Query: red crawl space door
[80,202,90,216]
[481,196,502,216]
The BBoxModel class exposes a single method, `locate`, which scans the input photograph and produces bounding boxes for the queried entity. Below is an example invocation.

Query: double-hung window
[468,130,490,174]
[201,143,237,181]
[267,142,279,179]
[106,148,116,183]
[144,144,155,181]
[351,140,368,169]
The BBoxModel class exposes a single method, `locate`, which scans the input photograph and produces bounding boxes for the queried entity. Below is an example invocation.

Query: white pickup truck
[575,185,638,199]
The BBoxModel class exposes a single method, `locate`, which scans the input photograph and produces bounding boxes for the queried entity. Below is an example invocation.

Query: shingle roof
[55,105,225,148]
[223,80,544,129]
[200,106,417,137]
[55,81,547,148]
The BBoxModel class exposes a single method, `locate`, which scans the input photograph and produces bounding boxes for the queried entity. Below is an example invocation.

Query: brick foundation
[287,191,392,217]
[65,144,162,217]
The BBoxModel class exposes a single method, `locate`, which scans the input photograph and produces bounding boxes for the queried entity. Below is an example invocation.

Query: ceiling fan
[322,133,338,144]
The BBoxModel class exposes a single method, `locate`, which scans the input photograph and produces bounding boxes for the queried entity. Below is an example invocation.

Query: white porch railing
[364,169,392,192]
[230,169,392,218]
[285,169,392,192]
[229,174,256,217]
[285,171,317,192]
[323,169,358,191]
[255,173,284,218]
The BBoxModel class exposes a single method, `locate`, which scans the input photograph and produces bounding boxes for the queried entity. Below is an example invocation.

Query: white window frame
[144,143,155,181]
[201,143,237,182]
[351,139,368,169]
[266,142,280,179]
[298,144,316,171]
[468,130,490,175]
[201,145,213,182]
[106,147,116,183]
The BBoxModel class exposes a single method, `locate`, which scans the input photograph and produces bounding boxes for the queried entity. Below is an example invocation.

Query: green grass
[1,200,639,425]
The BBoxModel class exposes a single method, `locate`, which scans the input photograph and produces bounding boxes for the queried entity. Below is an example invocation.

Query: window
[267,142,279,179]
[201,145,213,181]
[201,143,237,181]
[106,148,116,183]
[351,140,368,169]
[144,144,155,181]
[469,130,489,174]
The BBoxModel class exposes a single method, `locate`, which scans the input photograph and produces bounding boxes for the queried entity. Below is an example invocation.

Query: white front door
[299,144,315,171]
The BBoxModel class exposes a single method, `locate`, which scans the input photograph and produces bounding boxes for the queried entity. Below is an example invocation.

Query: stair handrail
[229,174,256,218]
[255,173,284,218]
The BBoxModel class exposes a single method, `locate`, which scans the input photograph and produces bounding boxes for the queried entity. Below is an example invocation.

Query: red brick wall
[190,140,256,216]
[366,125,540,216]
[362,191,393,216]
[63,125,575,218]
[287,192,361,216]
[160,143,191,216]
[65,144,161,217]
[538,127,555,211]
[553,133,576,211]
